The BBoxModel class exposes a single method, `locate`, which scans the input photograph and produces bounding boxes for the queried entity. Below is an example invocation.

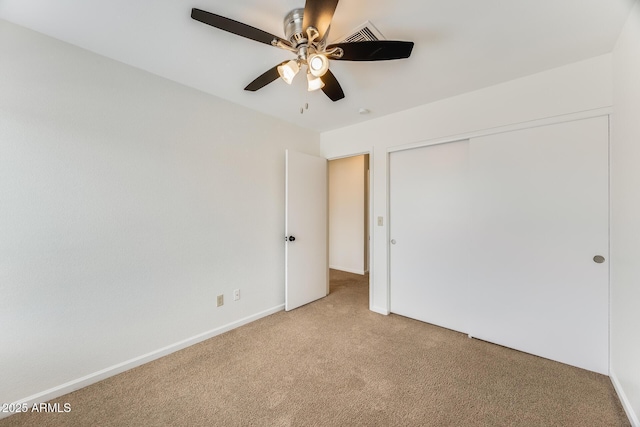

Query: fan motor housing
[284,8,306,46]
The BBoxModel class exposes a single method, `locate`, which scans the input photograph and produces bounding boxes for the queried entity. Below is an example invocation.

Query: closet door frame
[385,109,611,374]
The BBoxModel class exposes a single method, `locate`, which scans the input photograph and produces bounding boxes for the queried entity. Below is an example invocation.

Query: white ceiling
[0,0,635,132]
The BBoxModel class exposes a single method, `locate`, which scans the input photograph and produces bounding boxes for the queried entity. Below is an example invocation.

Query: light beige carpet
[2,270,629,426]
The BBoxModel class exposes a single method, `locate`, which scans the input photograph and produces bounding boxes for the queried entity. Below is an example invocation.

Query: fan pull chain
[301,88,310,114]
[300,87,309,114]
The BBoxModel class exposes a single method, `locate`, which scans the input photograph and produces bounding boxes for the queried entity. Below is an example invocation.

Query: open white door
[285,150,328,311]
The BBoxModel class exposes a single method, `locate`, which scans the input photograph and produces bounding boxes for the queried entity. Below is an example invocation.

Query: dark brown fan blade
[327,41,414,61]
[244,62,287,92]
[321,69,345,102]
[191,8,288,47]
[302,0,339,41]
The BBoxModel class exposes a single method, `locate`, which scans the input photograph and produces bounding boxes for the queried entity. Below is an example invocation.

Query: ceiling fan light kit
[277,60,300,85]
[307,73,325,91]
[191,0,414,102]
[308,53,329,77]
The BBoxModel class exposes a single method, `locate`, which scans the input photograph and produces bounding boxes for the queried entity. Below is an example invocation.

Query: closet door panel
[389,141,470,333]
[468,117,609,374]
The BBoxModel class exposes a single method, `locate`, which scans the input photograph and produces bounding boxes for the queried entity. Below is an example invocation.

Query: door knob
[391,239,396,245]
[593,255,605,264]
[288,236,296,242]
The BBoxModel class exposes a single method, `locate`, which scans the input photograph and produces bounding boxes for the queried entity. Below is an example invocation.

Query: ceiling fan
[191,0,414,102]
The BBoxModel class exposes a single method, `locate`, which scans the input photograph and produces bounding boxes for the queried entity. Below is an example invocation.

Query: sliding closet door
[468,116,609,374]
[389,141,470,333]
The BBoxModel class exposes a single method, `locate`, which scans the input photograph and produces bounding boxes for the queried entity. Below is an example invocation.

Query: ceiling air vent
[334,21,385,43]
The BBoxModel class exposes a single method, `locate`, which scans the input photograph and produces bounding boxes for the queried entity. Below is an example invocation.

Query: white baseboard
[370,305,390,316]
[0,304,285,421]
[610,367,640,427]
[329,265,366,275]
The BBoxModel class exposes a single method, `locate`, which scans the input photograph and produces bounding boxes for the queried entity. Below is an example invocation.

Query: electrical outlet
[217,294,224,307]
[233,289,240,301]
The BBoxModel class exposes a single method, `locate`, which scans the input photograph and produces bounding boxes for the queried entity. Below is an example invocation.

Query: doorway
[328,154,370,297]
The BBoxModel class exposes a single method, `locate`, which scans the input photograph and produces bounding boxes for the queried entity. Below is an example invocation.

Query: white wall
[611,1,640,424]
[328,155,367,275]
[0,19,319,407]
[321,54,613,315]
